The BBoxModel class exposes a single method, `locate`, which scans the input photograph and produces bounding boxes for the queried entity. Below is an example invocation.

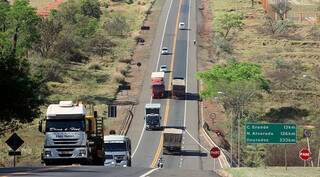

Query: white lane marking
[154,0,174,72]
[140,168,159,177]
[199,93,230,168]
[132,122,146,157]
[132,0,174,158]
[185,129,210,153]
[183,0,191,128]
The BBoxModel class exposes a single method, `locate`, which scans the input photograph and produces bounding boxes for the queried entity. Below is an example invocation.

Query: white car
[161,47,169,55]
[160,65,167,72]
[179,22,185,30]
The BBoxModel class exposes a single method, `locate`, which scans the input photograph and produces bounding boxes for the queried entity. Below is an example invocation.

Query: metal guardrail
[119,105,135,135]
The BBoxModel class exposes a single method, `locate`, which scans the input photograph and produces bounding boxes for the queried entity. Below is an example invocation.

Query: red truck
[151,72,165,98]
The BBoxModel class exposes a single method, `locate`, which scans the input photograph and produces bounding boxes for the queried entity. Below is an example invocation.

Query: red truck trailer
[151,72,165,98]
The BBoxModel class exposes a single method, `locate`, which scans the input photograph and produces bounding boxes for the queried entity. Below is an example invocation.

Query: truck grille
[57,148,74,157]
[53,139,78,145]
[114,155,125,163]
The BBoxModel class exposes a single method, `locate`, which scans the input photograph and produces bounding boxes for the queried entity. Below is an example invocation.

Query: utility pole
[306,137,314,167]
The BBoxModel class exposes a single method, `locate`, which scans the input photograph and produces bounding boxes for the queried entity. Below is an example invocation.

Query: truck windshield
[46,119,85,132]
[152,85,164,90]
[104,142,126,152]
[146,109,160,114]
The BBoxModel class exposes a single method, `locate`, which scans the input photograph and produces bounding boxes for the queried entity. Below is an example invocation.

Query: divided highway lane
[128,0,181,167]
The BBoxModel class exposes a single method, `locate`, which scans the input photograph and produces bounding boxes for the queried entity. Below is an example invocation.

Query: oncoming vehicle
[179,22,185,30]
[161,47,169,55]
[160,65,167,72]
[104,135,132,167]
[39,101,104,165]
[144,103,161,130]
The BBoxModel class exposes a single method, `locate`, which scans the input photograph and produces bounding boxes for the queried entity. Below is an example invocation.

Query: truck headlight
[44,150,51,157]
[79,149,86,156]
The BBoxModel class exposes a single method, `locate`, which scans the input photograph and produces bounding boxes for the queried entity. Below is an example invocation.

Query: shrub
[113,73,125,83]
[88,62,102,70]
[213,34,233,55]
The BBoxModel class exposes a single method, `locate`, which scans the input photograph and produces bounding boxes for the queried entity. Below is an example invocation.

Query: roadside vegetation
[198,0,320,168]
[221,167,320,177]
[0,0,154,166]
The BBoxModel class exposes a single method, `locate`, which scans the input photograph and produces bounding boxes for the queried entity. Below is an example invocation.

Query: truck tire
[128,159,132,167]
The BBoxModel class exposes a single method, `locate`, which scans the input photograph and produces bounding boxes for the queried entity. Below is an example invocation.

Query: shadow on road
[185,92,201,101]
[166,150,207,157]
[181,150,207,157]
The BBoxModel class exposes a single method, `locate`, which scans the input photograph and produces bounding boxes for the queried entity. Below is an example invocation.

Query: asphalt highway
[0,0,225,176]
[127,0,224,172]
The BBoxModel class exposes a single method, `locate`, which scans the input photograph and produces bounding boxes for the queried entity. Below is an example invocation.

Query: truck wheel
[128,160,132,167]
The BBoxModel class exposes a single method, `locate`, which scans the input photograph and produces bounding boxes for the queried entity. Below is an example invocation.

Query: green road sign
[245,123,297,144]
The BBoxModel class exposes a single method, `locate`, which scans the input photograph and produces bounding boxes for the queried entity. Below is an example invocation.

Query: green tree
[197,61,269,98]
[87,32,116,59]
[75,14,98,38]
[214,12,244,39]
[104,13,130,36]
[1,0,40,56]
[197,61,269,166]
[58,0,81,24]
[80,0,101,19]
[33,17,63,57]
[0,0,10,32]
[0,52,46,125]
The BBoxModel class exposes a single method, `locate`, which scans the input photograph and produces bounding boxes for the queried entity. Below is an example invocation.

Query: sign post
[245,123,297,169]
[245,123,297,144]
[210,147,220,171]
[5,133,24,167]
[299,148,311,161]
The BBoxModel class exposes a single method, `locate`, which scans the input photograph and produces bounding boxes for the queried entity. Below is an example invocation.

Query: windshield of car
[104,142,127,152]
[45,119,85,132]
[161,66,166,69]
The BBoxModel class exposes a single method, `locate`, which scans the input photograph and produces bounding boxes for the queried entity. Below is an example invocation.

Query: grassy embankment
[0,0,155,167]
[221,167,320,177]
[206,0,320,165]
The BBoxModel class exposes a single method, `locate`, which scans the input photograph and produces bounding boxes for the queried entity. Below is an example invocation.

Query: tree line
[0,0,133,134]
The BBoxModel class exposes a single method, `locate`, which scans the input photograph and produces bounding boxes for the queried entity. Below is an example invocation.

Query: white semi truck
[103,135,132,167]
[144,103,161,130]
[39,101,104,165]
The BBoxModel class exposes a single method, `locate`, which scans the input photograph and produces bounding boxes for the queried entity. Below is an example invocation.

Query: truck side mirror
[160,116,162,120]
[94,111,98,118]
[38,119,43,133]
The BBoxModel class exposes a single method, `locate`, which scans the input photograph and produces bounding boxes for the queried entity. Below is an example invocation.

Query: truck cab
[103,135,132,167]
[40,101,104,165]
[145,103,161,130]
